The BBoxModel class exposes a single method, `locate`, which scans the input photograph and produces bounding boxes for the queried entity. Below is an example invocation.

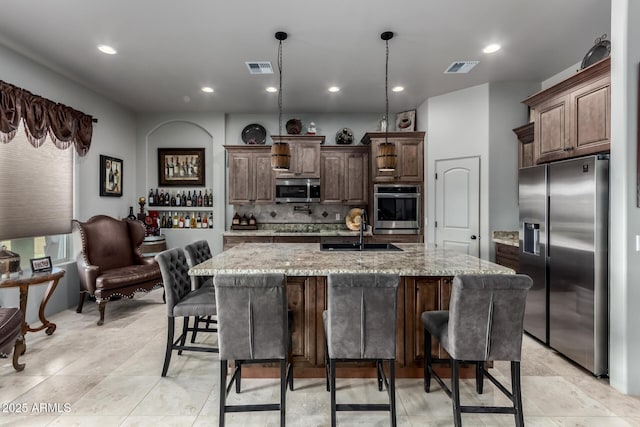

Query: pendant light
[377,31,398,172]
[271,31,291,171]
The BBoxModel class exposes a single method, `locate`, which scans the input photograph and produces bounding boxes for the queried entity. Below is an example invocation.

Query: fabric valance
[0,80,94,156]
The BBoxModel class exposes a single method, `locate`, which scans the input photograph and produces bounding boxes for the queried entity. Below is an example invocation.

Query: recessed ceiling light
[97,44,117,55]
[483,44,501,54]
[201,87,214,93]
[392,86,404,92]
[328,86,340,93]
[266,86,278,93]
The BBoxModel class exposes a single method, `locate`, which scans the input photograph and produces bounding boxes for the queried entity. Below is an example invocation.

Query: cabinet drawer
[495,242,519,260]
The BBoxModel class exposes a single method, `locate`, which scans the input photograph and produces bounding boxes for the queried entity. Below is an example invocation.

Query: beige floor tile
[0,374,48,403]
[130,375,212,416]
[120,415,197,426]
[47,415,127,426]
[0,415,58,426]
[551,416,638,426]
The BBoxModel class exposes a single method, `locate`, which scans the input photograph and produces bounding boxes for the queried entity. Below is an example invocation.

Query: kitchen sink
[319,242,403,251]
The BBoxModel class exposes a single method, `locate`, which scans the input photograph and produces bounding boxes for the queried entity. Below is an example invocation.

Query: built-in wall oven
[373,184,420,234]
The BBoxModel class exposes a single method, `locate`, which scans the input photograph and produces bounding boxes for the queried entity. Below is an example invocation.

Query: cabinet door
[228,152,252,204]
[253,152,275,203]
[344,151,369,204]
[296,141,321,177]
[405,277,440,367]
[520,141,535,168]
[286,276,318,368]
[320,151,345,203]
[571,77,610,157]
[397,140,423,182]
[535,97,569,164]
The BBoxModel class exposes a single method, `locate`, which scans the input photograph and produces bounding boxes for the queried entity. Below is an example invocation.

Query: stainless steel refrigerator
[519,155,608,376]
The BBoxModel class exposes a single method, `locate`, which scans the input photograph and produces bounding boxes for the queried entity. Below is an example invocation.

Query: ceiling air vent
[245,62,274,74]
[444,61,479,74]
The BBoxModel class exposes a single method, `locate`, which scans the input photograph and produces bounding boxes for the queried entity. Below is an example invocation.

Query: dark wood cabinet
[272,135,323,178]
[370,234,424,244]
[320,146,369,205]
[286,276,319,368]
[362,132,425,183]
[226,146,274,205]
[523,57,610,164]
[494,242,519,272]
[513,123,535,169]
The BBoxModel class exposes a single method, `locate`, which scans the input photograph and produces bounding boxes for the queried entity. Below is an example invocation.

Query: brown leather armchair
[73,215,162,325]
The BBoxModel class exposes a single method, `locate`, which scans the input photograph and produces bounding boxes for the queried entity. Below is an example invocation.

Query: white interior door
[435,156,480,256]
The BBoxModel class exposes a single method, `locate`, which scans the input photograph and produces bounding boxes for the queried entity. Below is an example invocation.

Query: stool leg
[330,359,337,427]
[236,362,242,393]
[377,359,384,391]
[325,339,330,392]
[161,317,175,377]
[178,317,188,356]
[476,361,484,394]
[190,316,200,343]
[424,328,432,393]
[280,359,286,427]
[512,361,525,427]
[389,360,397,427]
[451,359,462,427]
[219,360,227,427]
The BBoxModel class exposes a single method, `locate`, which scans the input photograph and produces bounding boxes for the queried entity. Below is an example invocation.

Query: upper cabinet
[226,146,274,205]
[320,146,369,205]
[272,135,324,178]
[362,132,425,183]
[513,123,535,169]
[523,57,610,164]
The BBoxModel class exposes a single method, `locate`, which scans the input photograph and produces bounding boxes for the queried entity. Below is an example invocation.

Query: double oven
[373,184,421,234]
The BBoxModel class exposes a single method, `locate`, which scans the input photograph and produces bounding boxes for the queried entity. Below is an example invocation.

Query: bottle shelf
[149,206,213,211]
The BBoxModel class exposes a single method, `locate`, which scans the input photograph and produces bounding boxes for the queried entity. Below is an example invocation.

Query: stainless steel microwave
[373,184,420,234]
[275,178,321,203]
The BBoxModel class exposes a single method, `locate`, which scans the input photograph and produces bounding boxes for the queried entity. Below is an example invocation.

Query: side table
[0,267,65,352]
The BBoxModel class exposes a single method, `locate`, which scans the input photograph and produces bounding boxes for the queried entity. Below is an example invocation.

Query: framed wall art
[158,148,205,186]
[396,109,416,132]
[99,155,123,197]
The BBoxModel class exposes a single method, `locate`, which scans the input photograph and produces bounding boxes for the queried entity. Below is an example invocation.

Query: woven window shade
[0,125,73,240]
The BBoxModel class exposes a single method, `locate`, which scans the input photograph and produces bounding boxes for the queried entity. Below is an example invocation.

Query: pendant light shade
[271,31,291,171]
[377,31,397,172]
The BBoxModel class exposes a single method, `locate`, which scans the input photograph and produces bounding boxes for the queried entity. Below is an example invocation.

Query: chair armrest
[76,254,100,294]
[138,256,156,266]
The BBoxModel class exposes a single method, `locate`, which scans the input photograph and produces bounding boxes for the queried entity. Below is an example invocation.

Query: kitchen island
[189,243,513,378]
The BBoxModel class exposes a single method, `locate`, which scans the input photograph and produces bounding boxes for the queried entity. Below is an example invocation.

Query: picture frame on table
[30,256,52,273]
[99,155,123,197]
[396,110,416,132]
[158,148,205,186]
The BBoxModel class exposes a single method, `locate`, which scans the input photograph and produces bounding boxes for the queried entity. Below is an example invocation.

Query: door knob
[470,235,477,240]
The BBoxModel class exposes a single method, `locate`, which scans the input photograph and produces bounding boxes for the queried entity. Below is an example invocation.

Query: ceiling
[0,0,611,114]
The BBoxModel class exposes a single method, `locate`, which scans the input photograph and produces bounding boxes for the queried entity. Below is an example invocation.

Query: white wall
[136,113,226,255]
[0,43,137,321]
[609,0,640,395]
[541,61,582,90]
[425,84,490,257]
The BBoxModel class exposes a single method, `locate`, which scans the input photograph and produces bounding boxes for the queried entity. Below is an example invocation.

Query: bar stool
[184,240,215,344]
[422,274,532,427]
[324,273,399,427]
[214,273,293,427]
[155,248,218,377]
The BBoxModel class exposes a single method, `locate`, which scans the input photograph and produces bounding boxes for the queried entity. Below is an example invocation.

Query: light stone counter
[492,230,519,247]
[189,243,513,277]
[222,230,371,237]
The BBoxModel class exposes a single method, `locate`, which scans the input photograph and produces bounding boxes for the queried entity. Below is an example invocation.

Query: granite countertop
[223,229,372,237]
[189,243,514,277]
[492,231,519,247]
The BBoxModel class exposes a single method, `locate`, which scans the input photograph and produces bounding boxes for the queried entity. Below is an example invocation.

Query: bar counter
[189,243,513,378]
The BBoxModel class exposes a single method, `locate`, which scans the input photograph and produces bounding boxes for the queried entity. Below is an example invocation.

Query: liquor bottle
[196,212,202,228]
[178,212,185,228]
[208,212,213,228]
[154,189,160,205]
[192,191,198,207]
[170,191,176,206]
[185,212,191,228]
[208,189,213,207]
[181,191,187,207]
[127,206,136,220]
[201,213,208,229]
[186,191,192,207]
[172,211,178,228]
[203,190,209,207]
[197,191,203,207]
[190,213,196,229]
[148,189,154,206]
[161,212,167,228]
[177,190,182,207]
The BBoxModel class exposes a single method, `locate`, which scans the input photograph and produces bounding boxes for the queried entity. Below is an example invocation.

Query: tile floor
[1,289,639,426]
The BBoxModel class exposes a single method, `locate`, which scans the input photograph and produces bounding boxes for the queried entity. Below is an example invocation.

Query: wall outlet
[335,213,340,221]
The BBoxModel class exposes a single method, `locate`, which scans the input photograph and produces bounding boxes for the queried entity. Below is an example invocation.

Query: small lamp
[376,31,398,172]
[271,31,291,171]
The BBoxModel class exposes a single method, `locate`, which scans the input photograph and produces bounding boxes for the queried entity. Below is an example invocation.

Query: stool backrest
[184,240,212,289]
[214,273,288,360]
[327,273,399,360]
[155,248,192,317]
[448,274,532,361]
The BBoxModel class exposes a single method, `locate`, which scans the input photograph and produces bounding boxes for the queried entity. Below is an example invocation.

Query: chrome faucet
[358,209,368,251]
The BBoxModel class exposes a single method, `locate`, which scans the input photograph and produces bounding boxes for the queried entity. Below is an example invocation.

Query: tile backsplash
[234,204,361,225]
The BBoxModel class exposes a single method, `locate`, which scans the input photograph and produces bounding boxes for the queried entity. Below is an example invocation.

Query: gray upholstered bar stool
[422,274,532,427]
[184,240,215,344]
[214,273,293,427]
[155,248,218,377]
[324,273,400,427]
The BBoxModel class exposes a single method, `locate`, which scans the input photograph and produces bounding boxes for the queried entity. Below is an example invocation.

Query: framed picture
[158,148,205,186]
[396,110,416,132]
[99,155,123,197]
[30,256,52,273]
